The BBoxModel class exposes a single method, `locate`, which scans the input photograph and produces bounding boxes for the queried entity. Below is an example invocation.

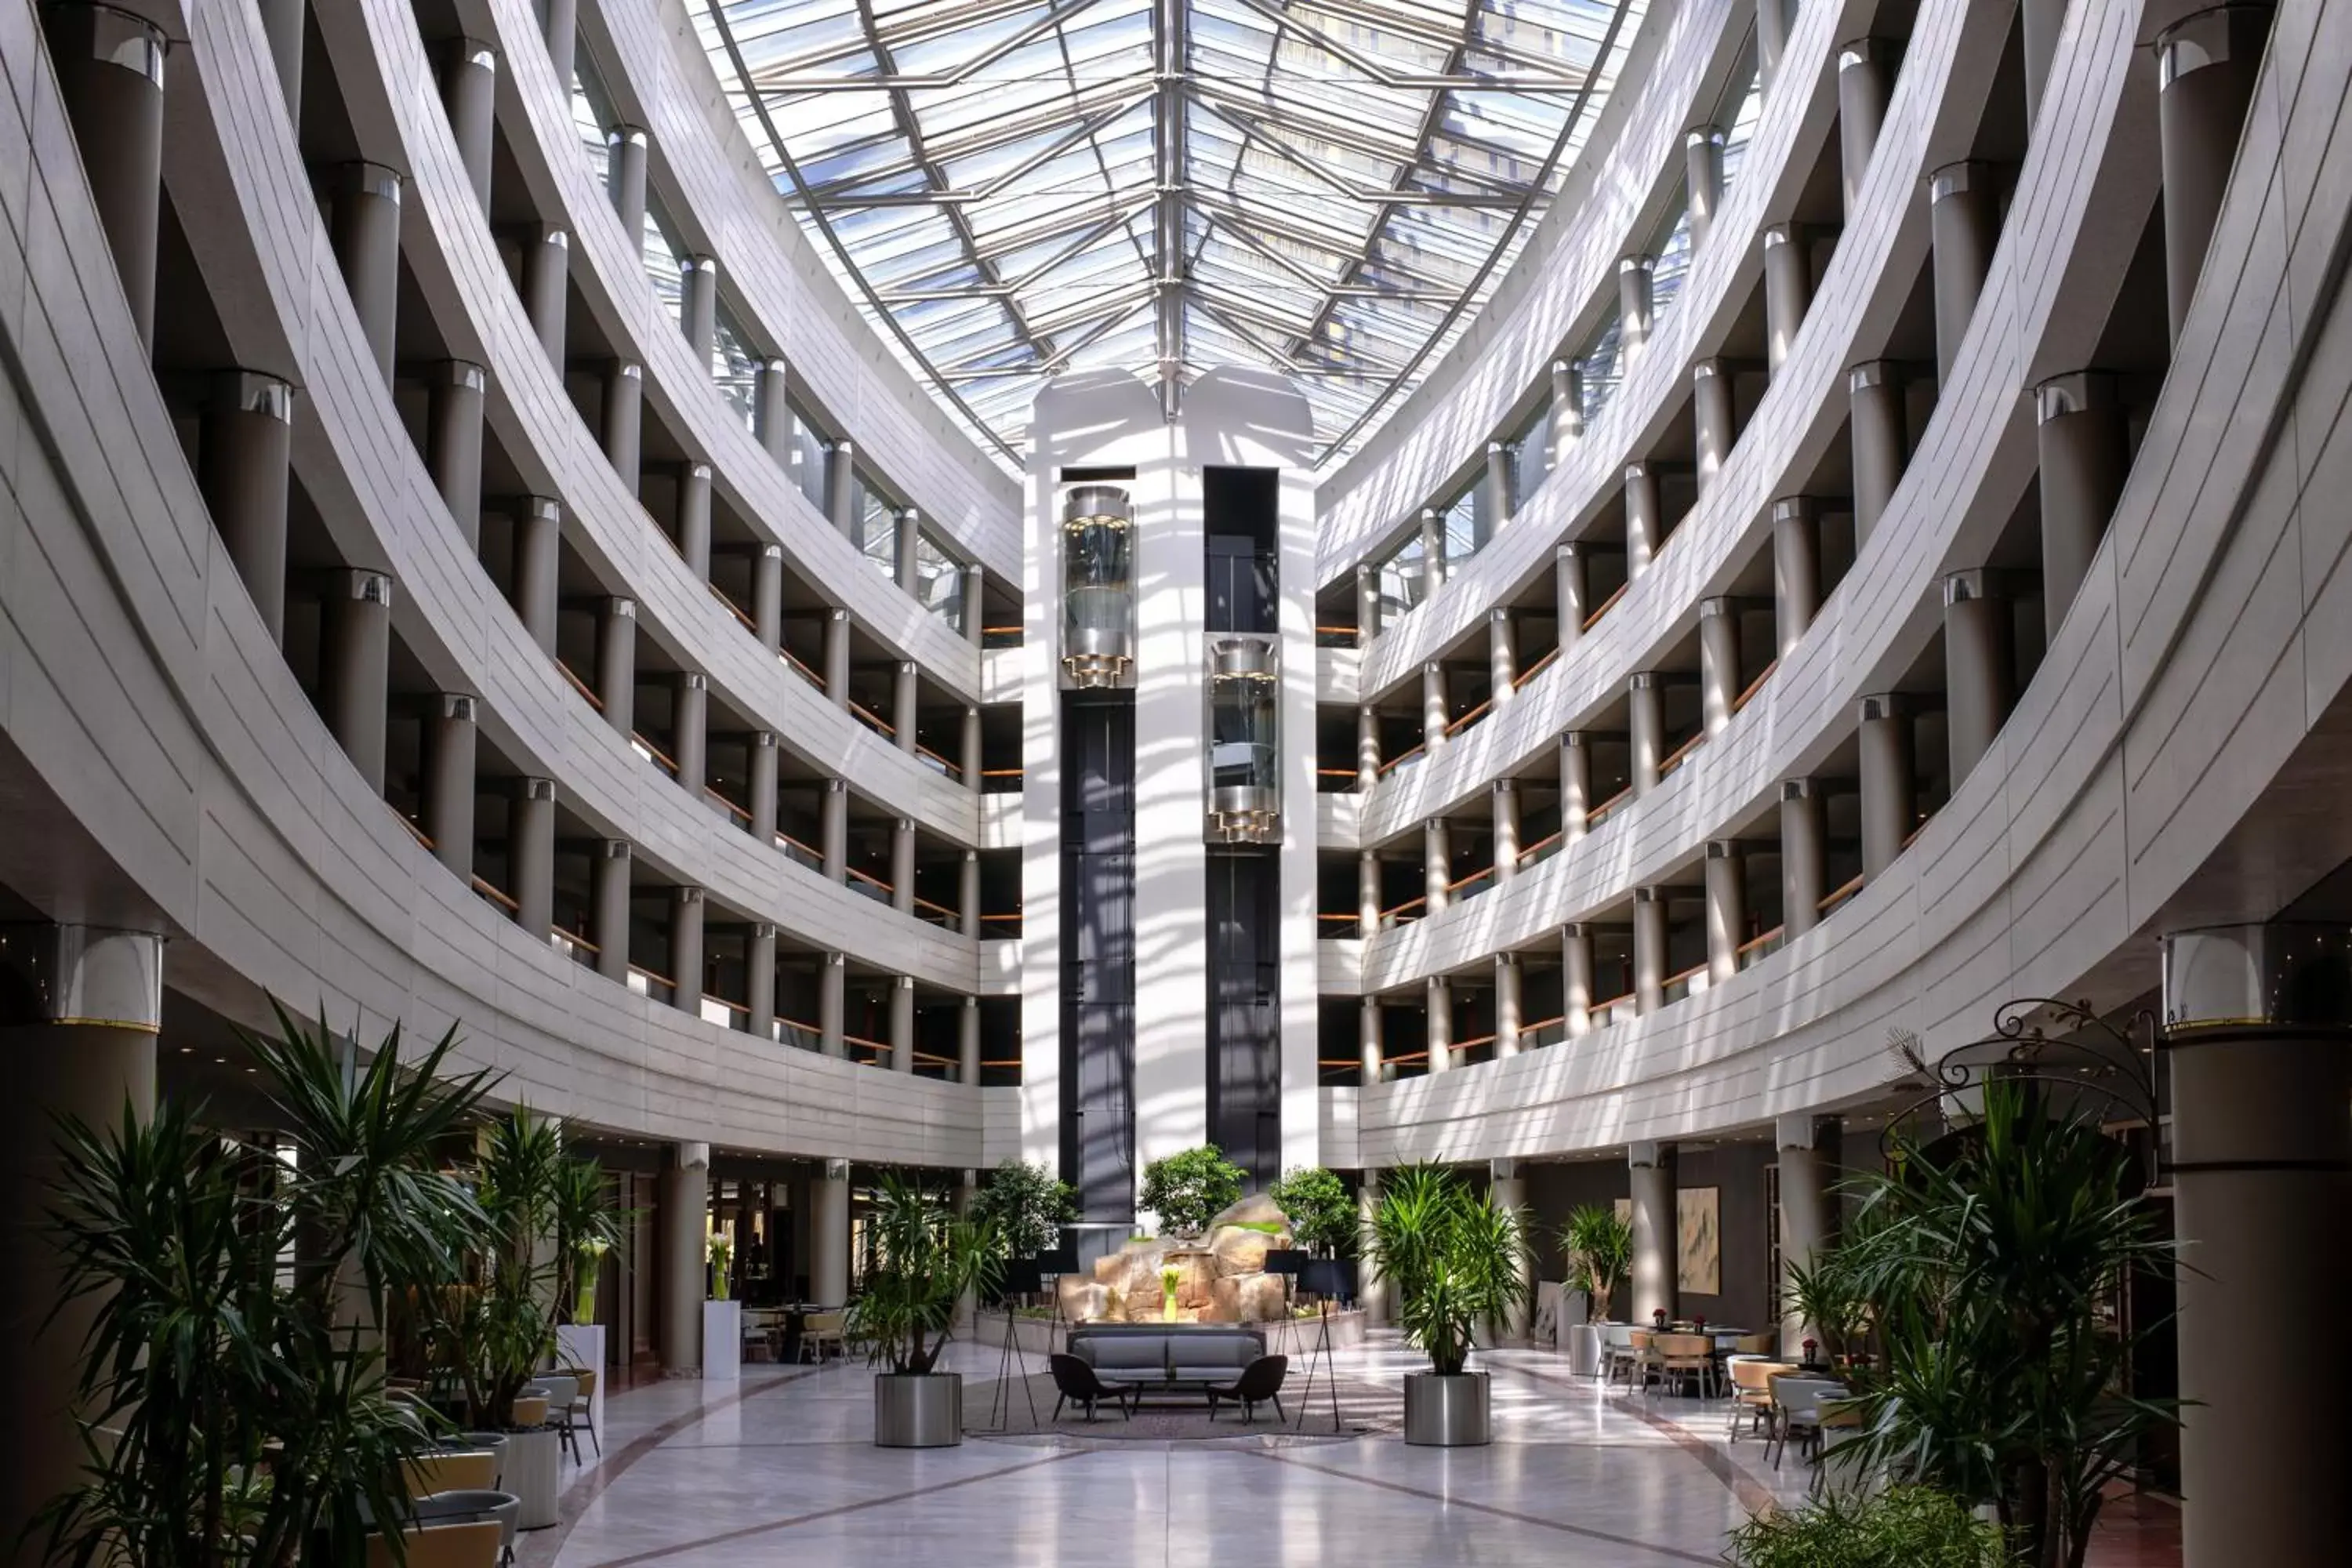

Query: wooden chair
[1600,1323,1639,1387]
[401,1450,497,1499]
[365,1519,503,1568]
[1731,1332,1776,1357]
[560,1366,600,1458]
[1725,1358,1795,1441]
[1615,1329,1658,1393]
[799,1310,847,1363]
[1650,1334,1715,1399]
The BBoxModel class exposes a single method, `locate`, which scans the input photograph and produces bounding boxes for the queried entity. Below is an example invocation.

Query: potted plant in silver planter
[1363,1165,1532,1447]
[1558,1203,1632,1377]
[847,1174,1000,1447]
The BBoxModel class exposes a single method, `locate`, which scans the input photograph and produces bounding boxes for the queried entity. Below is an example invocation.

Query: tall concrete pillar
[1685,126,1726,247]
[754,358,792,463]
[889,976,916,1073]
[1357,1173,1388,1323]
[606,123,648,238]
[2036,372,2128,638]
[746,923,777,1040]
[259,0,305,120]
[1624,463,1661,579]
[892,510,923,597]
[46,3,166,346]
[1857,693,1915,877]
[1762,223,1811,373]
[521,224,568,364]
[1487,608,1516,710]
[423,693,477,880]
[1421,661,1447,754]
[679,255,719,364]
[1423,818,1451,914]
[1780,779,1827,938]
[753,546,784,650]
[1848,361,1906,547]
[1490,1159,1533,1336]
[670,887,704,1011]
[1755,0,1790,90]
[1929,163,1999,384]
[1493,955,1523,1058]
[596,597,637,735]
[1775,1115,1833,1352]
[1632,887,1668,1014]
[427,361,488,550]
[1425,976,1452,1072]
[508,777,556,936]
[2162,921,2352,1568]
[1419,510,1447,594]
[813,1160,851,1304]
[440,38,497,212]
[818,952,846,1057]
[824,609,852,708]
[962,705,984,796]
[960,996,982,1084]
[542,0,579,94]
[1771,496,1820,657]
[1628,672,1665,796]
[1704,840,1747,982]
[323,568,394,793]
[590,840,631,982]
[655,1142,710,1374]
[960,849,983,937]
[1359,849,1381,937]
[1559,731,1592,842]
[1628,1142,1676,1325]
[1492,779,1519,882]
[1698,597,1740,735]
[1617,254,1656,360]
[602,360,643,495]
[1942,568,2015,787]
[675,462,713,578]
[1356,705,1381,791]
[673,671,707,793]
[893,662,919,753]
[1836,39,1893,222]
[1359,997,1385,1081]
[2158,7,2270,344]
[1353,563,1381,644]
[1562,923,1595,1036]
[1551,358,1584,461]
[328,162,402,382]
[826,441,858,535]
[890,818,916,916]
[0,924,162,1558]
[820,779,848,882]
[1483,441,1513,530]
[1692,359,1735,492]
[199,370,294,644]
[512,498,561,655]
[2021,0,2066,126]
[1555,543,1588,644]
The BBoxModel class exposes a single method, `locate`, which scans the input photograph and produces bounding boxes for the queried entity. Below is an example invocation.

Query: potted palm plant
[1362,1165,1532,1446]
[553,1155,622,1439]
[846,1174,1001,1447]
[1558,1203,1632,1375]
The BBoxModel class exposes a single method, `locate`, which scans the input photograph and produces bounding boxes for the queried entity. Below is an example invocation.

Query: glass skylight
[696,0,1650,467]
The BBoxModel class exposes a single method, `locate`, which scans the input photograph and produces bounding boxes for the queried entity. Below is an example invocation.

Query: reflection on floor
[526,1335,2180,1567]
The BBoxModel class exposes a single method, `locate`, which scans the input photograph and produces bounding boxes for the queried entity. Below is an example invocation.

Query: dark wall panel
[1206,848,1280,1190]
[1060,695,1135,1224]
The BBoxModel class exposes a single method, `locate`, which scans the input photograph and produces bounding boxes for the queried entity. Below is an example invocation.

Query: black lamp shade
[1000,1255,1045,1297]
[1301,1258,1356,1301]
[1037,1246,1079,1276]
[1264,1249,1309,1278]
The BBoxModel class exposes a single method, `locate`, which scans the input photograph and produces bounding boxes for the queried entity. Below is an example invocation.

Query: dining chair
[400,1450,496,1499]
[1765,1375,1849,1470]
[799,1309,847,1363]
[1731,1332,1776,1357]
[1724,1358,1795,1441]
[562,1366,600,1458]
[524,1374,581,1464]
[1600,1323,1639,1387]
[1650,1334,1715,1399]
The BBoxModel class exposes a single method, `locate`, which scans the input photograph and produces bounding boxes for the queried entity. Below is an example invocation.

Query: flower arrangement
[1160,1265,1181,1322]
[573,1238,611,1325]
[708,1232,735,1301]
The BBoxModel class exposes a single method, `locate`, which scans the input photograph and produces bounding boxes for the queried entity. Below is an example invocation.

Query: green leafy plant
[1269,1166,1356,1256]
[1558,1203,1633,1323]
[554,1156,623,1327]
[970,1158,1076,1260]
[708,1232,735,1301]
[39,1003,492,1567]
[1727,1485,2011,1567]
[845,1174,1003,1374]
[1138,1145,1244,1236]
[1360,1164,1532,1377]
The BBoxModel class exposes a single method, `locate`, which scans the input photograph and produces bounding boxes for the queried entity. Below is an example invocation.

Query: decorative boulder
[1208,1224,1283,1277]
[1208,1192,1292,1233]
[1057,1280,1112,1323]
[1209,1272,1291,1324]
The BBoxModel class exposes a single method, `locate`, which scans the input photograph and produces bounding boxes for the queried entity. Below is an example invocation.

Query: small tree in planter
[1362,1164,1531,1446]
[1557,1203,1633,1374]
[1138,1145,1244,1237]
[846,1174,1001,1447]
[971,1157,1076,1263]
[1269,1166,1356,1258]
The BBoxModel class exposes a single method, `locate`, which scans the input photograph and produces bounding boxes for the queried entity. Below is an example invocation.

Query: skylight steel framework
[695,0,1648,464]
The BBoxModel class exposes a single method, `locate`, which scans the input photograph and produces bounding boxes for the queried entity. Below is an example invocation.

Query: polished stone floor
[523,1334,2179,1568]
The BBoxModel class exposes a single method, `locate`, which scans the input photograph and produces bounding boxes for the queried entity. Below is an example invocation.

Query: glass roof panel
[698,0,1650,466]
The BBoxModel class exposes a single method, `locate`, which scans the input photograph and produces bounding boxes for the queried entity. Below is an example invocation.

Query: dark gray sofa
[1068,1325,1266,1396]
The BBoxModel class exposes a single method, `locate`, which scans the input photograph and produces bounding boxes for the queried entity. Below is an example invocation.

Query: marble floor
[522,1334,2179,1568]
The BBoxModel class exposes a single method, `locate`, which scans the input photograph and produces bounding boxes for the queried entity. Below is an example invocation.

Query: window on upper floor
[643,198,688,332]
[1647,194,1696,325]
[713,305,760,431]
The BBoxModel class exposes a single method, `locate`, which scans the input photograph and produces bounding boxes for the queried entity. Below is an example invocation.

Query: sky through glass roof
[695,0,1650,468]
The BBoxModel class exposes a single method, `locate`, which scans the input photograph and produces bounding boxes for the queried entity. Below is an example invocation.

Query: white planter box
[506,1426,561,1530]
[702,1300,742,1381]
[556,1323,607,1436]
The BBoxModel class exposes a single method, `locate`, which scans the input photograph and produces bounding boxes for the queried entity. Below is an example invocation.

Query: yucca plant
[1361,1165,1531,1376]
[1558,1203,1632,1323]
[415,1109,570,1431]
[553,1156,623,1327]
[844,1174,1001,1374]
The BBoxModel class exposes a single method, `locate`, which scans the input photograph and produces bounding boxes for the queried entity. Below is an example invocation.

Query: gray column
[46,4,166,347]
[427,361,487,550]
[1550,358,1584,461]
[597,597,636,735]
[1755,0,1790,90]
[670,887,704,1011]
[1836,39,1893,223]
[512,498,561,654]
[1419,509,1447,593]
[679,254,719,364]
[813,1159,851,1303]
[655,1142,710,1375]
[964,563,987,645]
[1942,568,2016,787]
[1628,1142,1676,1324]
[1704,840,1747,982]
[889,976,915,1073]
[1929,163,1999,384]
[960,996,982,1084]
[1629,671,1664,796]
[423,693,477,880]
[676,462,713,578]
[1555,543,1588,645]
[0,924,162,1561]
[754,358,792,463]
[818,952,846,1057]
[820,779,848,882]
[323,568,394,793]
[749,731,779,846]
[893,662,919,753]
[1762,223,1811,374]
[1849,361,1905,547]
[607,123,648,238]
[1857,693,1915,877]
[673,671,707,794]
[602,360,643,495]
[1698,597,1740,735]
[2158,7,2270,344]
[1559,731,1591,842]
[890,818,916,916]
[895,510,923,596]
[753,546,784,650]
[1490,1161,1534,1334]
[960,849,983,937]
[1487,607,1516,710]
[1624,463,1661,579]
[1771,496,1820,657]
[259,0,304,119]
[1692,359,1735,492]
[1617,254,1656,360]
[1492,779,1519,882]
[199,370,294,644]
[1423,818,1450,914]
[2161,922,2352,1568]
[441,38,497,212]
[1355,563,1381,642]
[1780,779,1827,938]
[1562,924,1595,1036]
[520,225,569,365]
[826,441,857,534]
[1358,849,1381,937]
[1483,441,1513,529]
[1357,1172,1389,1323]
[1775,1115,1833,1352]
[1359,998,1385,1082]
[824,609,852,708]
[1356,704,1381,791]
[2036,372,2128,638]
[590,840,630,982]
[2019,0,2067,128]
[508,777,556,936]
[1421,661,1447,754]
[962,705,984,795]
[746,923,777,1040]
[541,0,579,88]
[1425,976,1451,1073]
[1632,887,1668,1014]
[328,162,402,383]
[1685,126,1726,247]
[1493,955,1523,1059]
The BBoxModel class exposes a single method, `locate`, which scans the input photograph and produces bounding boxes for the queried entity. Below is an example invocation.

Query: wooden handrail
[1817,873,1864,913]
[980,911,1022,926]
[710,583,758,636]
[1516,830,1563,865]
[1663,961,1708,989]
[1737,925,1786,955]
[846,867,893,895]
[1378,895,1427,920]
[1316,911,1362,924]
[1377,743,1426,776]
[1581,581,1629,632]
[706,787,752,825]
[1443,697,1493,737]
[557,661,605,712]
[981,768,1023,779]
[1452,1031,1497,1053]
[983,624,1022,637]
[1733,659,1777,712]
[780,648,824,688]
[1657,731,1703,776]
[702,993,750,1017]
[397,815,434,851]
[1521,1014,1566,1036]
[848,700,894,738]
[1592,990,1635,1011]
[1513,646,1559,688]
[1313,625,1360,644]
[1901,819,1928,850]
[1586,786,1632,825]
[470,876,520,914]
[775,829,822,865]
[552,925,600,955]
[629,963,677,989]
[632,732,680,775]
[1446,865,1496,894]
[914,742,962,779]
[912,895,959,924]
[1316,767,1359,779]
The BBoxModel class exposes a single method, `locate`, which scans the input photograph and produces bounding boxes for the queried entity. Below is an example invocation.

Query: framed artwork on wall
[1677,1186,1720,1296]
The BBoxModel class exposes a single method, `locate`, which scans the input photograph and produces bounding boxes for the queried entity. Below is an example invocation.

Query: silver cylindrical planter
[1403,1372,1490,1446]
[504,1426,561,1530]
[874,1372,964,1448]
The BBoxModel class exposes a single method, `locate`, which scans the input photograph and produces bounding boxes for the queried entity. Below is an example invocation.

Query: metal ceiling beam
[1153,0,1187,419]
[747,0,1113,92]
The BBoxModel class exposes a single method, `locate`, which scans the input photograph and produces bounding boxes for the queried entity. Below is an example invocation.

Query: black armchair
[1047,1352,1136,1422]
[1206,1355,1290,1425]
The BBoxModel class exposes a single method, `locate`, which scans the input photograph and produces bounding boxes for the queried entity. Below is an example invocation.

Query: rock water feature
[1056,1192,1298,1324]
